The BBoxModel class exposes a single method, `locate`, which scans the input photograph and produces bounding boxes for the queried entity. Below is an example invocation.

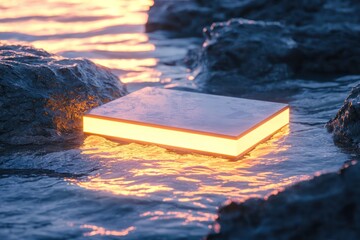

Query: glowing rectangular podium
[83,87,289,158]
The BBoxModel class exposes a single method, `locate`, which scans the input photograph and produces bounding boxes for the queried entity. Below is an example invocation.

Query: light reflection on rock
[0,44,127,146]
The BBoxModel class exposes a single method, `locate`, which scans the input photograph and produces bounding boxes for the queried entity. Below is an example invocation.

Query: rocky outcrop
[146,0,215,37]
[193,19,295,95]
[192,19,360,95]
[326,80,360,146]
[148,0,360,95]
[146,0,360,36]
[291,24,360,76]
[0,44,127,146]
[207,160,360,240]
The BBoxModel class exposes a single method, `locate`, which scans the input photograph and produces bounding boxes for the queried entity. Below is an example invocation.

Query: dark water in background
[0,1,359,239]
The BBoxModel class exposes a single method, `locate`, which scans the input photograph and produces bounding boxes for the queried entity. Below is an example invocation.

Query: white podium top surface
[86,87,288,139]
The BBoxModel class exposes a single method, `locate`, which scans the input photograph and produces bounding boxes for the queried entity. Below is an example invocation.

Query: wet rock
[326,80,360,146]
[0,44,127,146]
[147,0,360,37]
[207,160,360,240]
[148,0,360,95]
[194,19,295,95]
[291,23,360,76]
[192,19,360,95]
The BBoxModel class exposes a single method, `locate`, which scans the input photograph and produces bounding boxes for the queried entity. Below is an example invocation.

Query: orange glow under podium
[83,87,289,158]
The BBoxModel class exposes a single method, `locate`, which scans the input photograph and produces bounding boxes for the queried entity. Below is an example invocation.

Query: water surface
[0,1,358,239]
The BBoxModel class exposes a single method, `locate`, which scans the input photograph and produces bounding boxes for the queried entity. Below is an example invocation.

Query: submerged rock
[207,160,360,240]
[326,80,360,146]
[147,0,360,36]
[0,44,127,146]
[193,19,360,95]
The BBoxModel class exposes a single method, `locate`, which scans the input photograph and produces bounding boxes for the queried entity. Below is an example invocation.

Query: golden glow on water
[120,70,162,83]
[31,36,155,53]
[91,58,157,72]
[0,16,148,35]
[140,211,216,224]
[83,108,289,157]
[76,176,173,198]
[0,0,159,83]
[69,125,299,227]
[0,0,151,34]
[1,0,153,18]
[0,0,300,232]
[29,33,155,53]
[81,224,135,237]
[76,125,294,201]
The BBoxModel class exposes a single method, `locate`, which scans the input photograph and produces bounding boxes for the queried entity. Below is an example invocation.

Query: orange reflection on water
[0,0,159,84]
[0,0,152,25]
[141,211,216,224]
[1,0,153,18]
[92,58,157,72]
[0,0,152,36]
[120,70,162,83]
[31,37,155,53]
[81,224,135,237]
[245,125,290,160]
[76,125,293,205]
[0,17,148,35]
[76,176,173,198]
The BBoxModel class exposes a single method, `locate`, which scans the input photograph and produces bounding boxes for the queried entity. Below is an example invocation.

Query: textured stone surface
[207,160,360,240]
[192,19,360,95]
[148,0,360,95]
[326,79,360,146]
[147,0,360,36]
[0,44,127,146]
[146,0,214,36]
[194,19,295,95]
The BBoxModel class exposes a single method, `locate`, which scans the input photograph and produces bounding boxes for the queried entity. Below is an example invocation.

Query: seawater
[0,1,358,239]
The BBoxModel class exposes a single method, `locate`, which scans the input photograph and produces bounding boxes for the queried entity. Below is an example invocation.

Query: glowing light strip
[235,108,289,156]
[83,108,289,158]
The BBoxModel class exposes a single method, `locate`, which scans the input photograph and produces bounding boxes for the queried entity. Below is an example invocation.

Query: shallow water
[0,1,359,239]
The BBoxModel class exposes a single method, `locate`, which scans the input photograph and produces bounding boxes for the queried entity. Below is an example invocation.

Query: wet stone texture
[148,0,360,95]
[194,19,360,95]
[194,19,295,95]
[146,0,360,37]
[207,161,360,240]
[327,81,360,146]
[0,44,127,147]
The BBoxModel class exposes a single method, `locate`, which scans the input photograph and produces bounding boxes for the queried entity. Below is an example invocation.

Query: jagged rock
[146,0,216,37]
[326,80,360,146]
[148,0,360,96]
[146,0,360,37]
[207,160,360,240]
[0,44,127,146]
[291,23,360,76]
[192,19,360,95]
[194,19,295,95]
